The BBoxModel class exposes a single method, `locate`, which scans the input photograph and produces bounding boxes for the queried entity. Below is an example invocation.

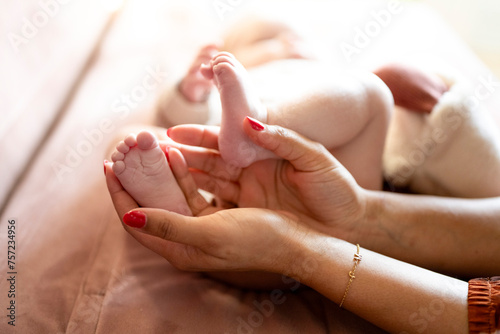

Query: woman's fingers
[243,117,338,172]
[168,148,211,216]
[177,144,242,182]
[191,170,241,204]
[121,205,304,273]
[167,124,220,149]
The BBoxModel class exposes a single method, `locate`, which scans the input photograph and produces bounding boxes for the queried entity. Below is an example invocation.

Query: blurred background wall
[421,0,500,77]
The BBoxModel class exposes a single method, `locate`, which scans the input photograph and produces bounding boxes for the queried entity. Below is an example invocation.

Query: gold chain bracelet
[339,244,362,308]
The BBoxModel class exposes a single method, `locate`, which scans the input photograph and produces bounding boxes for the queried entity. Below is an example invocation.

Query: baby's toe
[111,150,125,162]
[136,131,158,150]
[124,134,137,147]
[116,141,130,154]
[212,52,238,68]
[112,161,126,175]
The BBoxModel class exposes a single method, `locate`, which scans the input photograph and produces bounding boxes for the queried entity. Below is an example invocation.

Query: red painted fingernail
[166,127,172,137]
[104,160,109,175]
[246,116,264,131]
[165,147,170,163]
[123,211,146,228]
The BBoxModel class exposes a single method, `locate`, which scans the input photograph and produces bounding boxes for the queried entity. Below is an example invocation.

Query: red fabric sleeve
[468,277,500,334]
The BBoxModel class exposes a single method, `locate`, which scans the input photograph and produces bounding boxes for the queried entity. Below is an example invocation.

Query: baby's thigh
[251,60,391,113]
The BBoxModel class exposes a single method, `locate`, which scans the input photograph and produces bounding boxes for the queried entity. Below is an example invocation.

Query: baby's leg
[269,71,393,190]
[203,52,392,190]
[156,18,313,127]
[201,52,275,168]
[156,45,218,127]
[111,130,192,216]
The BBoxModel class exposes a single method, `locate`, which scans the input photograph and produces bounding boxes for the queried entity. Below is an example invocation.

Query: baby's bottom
[266,69,392,190]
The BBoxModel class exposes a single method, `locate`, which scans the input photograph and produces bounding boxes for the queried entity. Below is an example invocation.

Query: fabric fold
[468,277,500,334]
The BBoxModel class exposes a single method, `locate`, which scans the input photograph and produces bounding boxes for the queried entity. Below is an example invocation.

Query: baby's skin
[200,52,276,167]
[111,131,191,216]
[178,44,218,103]
[110,51,271,212]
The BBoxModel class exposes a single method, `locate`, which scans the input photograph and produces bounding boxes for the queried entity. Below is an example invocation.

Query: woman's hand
[105,163,306,273]
[167,118,368,240]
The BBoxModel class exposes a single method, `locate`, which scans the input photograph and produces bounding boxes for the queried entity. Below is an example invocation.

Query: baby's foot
[201,52,275,168]
[179,44,219,103]
[373,63,449,113]
[111,130,192,216]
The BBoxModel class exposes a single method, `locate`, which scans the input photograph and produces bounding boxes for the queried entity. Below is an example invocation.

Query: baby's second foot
[179,44,219,103]
[373,63,449,113]
[201,52,276,168]
[112,130,191,216]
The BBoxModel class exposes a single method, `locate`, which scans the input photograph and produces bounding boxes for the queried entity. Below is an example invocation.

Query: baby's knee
[364,73,394,114]
[360,72,394,123]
